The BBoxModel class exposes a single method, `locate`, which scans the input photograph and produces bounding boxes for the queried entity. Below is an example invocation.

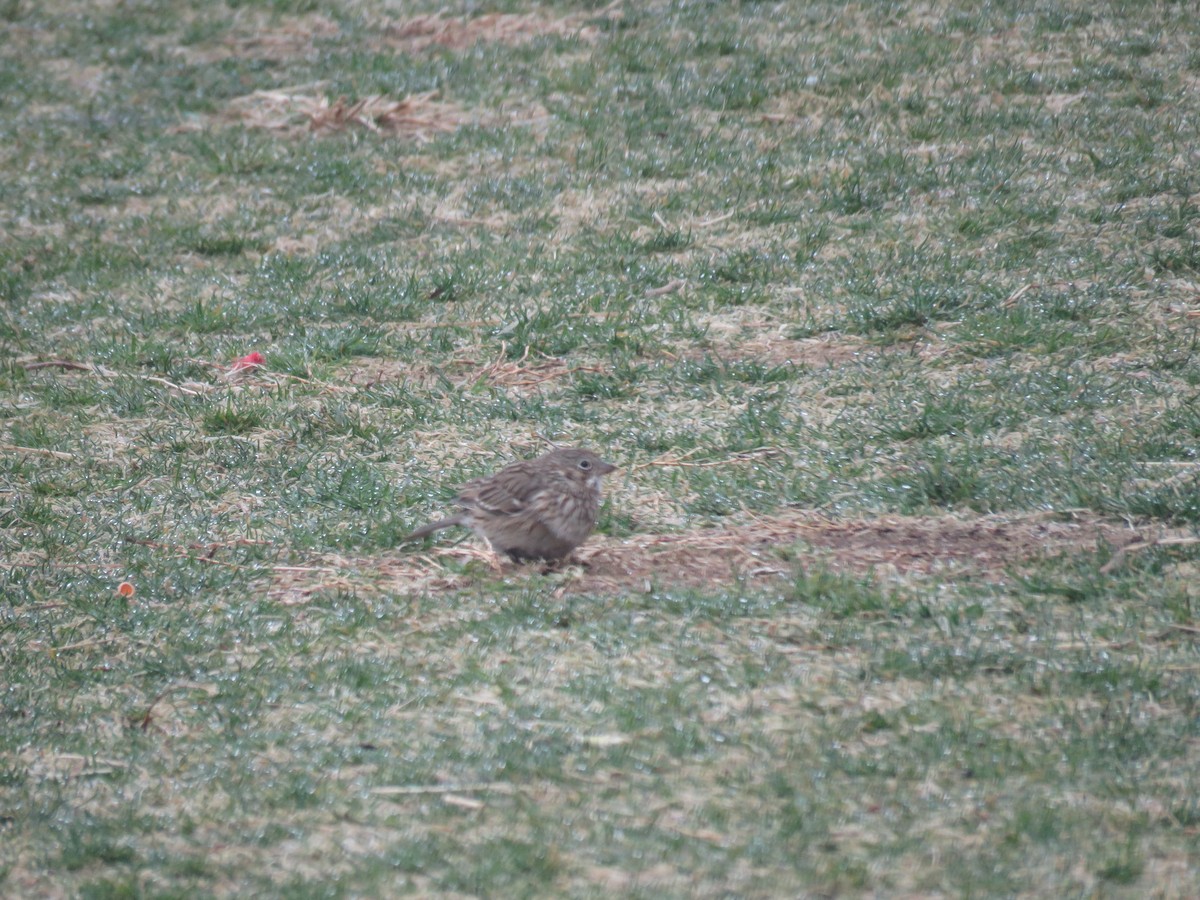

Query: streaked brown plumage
[401,447,617,561]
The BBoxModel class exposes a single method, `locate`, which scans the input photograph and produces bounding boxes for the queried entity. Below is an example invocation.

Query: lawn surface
[2,0,1199,896]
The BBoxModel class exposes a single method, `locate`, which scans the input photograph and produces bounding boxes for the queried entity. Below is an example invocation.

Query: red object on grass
[230,351,266,372]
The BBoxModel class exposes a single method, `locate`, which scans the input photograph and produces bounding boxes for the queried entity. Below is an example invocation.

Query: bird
[401,447,617,562]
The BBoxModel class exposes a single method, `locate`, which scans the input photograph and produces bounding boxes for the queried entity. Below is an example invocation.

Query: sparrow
[402,447,616,561]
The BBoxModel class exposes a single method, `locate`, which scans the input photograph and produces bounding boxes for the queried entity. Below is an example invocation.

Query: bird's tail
[401,515,463,543]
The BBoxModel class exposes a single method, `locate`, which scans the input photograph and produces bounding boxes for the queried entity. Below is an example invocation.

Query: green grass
[2,0,1199,895]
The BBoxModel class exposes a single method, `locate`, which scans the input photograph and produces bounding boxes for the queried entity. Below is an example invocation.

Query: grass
[2,0,1199,896]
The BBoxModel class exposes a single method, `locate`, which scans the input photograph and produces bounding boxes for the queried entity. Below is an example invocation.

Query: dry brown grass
[254,508,1182,608]
[223,88,470,138]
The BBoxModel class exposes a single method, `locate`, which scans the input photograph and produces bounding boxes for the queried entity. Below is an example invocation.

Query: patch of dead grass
[576,509,1151,592]
[223,88,470,139]
[678,324,890,370]
[256,509,1169,605]
[336,341,611,396]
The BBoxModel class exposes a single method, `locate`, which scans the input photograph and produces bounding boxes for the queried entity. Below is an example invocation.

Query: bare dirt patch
[260,510,1165,605]
[574,510,1149,593]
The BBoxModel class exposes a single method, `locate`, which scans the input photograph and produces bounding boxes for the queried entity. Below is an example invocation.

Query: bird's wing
[459,461,539,515]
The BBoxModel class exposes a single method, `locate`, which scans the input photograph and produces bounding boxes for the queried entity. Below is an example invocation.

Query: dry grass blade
[1,443,75,460]
[1099,534,1200,573]
[645,278,685,297]
[20,359,94,372]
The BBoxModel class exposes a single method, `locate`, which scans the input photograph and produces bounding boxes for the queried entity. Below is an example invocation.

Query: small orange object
[117,581,135,598]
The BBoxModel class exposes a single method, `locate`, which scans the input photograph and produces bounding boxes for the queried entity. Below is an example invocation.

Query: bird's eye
[578,459,592,470]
